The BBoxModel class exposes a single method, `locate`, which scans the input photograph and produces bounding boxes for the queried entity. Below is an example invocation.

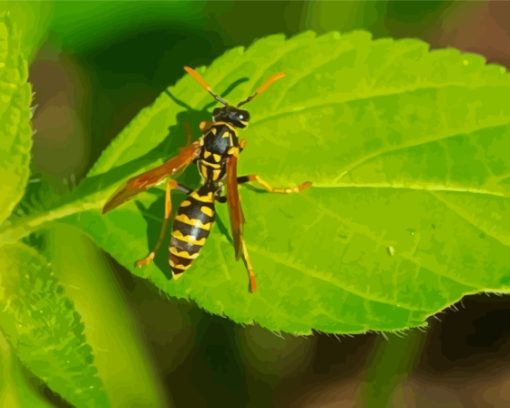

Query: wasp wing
[226,154,245,259]
[102,141,201,214]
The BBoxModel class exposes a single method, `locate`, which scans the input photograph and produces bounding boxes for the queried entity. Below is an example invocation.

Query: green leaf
[4,32,510,334]
[0,332,53,408]
[0,2,52,60]
[0,243,109,407]
[48,224,167,407]
[0,14,32,225]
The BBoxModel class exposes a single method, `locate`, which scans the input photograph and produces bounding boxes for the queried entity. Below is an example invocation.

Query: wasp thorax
[213,106,250,128]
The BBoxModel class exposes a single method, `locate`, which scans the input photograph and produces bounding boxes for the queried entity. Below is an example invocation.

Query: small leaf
[0,243,109,407]
[0,14,32,225]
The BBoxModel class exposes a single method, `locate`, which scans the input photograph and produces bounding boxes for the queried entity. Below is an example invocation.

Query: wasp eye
[239,110,250,122]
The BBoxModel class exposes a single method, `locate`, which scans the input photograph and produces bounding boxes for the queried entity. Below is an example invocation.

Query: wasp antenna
[255,72,286,95]
[184,66,229,105]
[184,66,210,92]
[238,72,285,107]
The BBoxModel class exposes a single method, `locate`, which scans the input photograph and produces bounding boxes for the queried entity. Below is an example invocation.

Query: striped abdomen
[169,185,216,277]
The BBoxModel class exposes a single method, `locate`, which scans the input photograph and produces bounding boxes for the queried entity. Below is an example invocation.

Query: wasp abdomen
[169,186,216,277]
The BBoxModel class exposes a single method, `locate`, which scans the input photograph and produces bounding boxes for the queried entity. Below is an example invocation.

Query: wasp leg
[241,239,256,292]
[237,175,312,194]
[135,180,190,268]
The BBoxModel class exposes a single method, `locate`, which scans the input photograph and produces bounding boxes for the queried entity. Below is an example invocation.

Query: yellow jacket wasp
[102,66,311,292]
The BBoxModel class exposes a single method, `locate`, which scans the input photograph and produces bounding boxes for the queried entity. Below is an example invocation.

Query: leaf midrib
[3,59,509,249]
[2,143,509,248]
[311,183,508,199]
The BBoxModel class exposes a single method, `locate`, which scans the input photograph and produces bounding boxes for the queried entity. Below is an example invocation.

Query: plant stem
[48,224,170,407]
[357,330,427,407]
[0,200,101,245]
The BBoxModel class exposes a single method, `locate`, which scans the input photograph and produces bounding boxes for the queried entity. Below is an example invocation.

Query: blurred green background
[3,1,510,406]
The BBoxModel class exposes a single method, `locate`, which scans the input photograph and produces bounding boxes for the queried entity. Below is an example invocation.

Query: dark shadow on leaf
[164,90,193,111]
[134,189,188,279]
[215,203,233,247]
[238,184,261,193]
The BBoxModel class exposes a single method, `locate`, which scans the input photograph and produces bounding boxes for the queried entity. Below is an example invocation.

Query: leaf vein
[252,84,510,128]
[250,244,427,314]
[334,122,510,183]
[430,192,510,248]
[300,194,478,290]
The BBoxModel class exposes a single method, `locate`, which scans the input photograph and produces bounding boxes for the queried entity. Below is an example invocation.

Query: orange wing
[102,141,201,214]
[226,154,245,259]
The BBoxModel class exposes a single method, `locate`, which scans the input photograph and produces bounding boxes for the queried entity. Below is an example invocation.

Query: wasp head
[184,66,284,129]
[213,106,250,128]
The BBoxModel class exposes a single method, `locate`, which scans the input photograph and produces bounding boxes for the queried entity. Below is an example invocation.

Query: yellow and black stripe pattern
[170,123,240,278]
[169,184,216,277]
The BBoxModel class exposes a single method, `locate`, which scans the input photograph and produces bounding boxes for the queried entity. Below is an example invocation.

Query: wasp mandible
[102,67,311,292]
